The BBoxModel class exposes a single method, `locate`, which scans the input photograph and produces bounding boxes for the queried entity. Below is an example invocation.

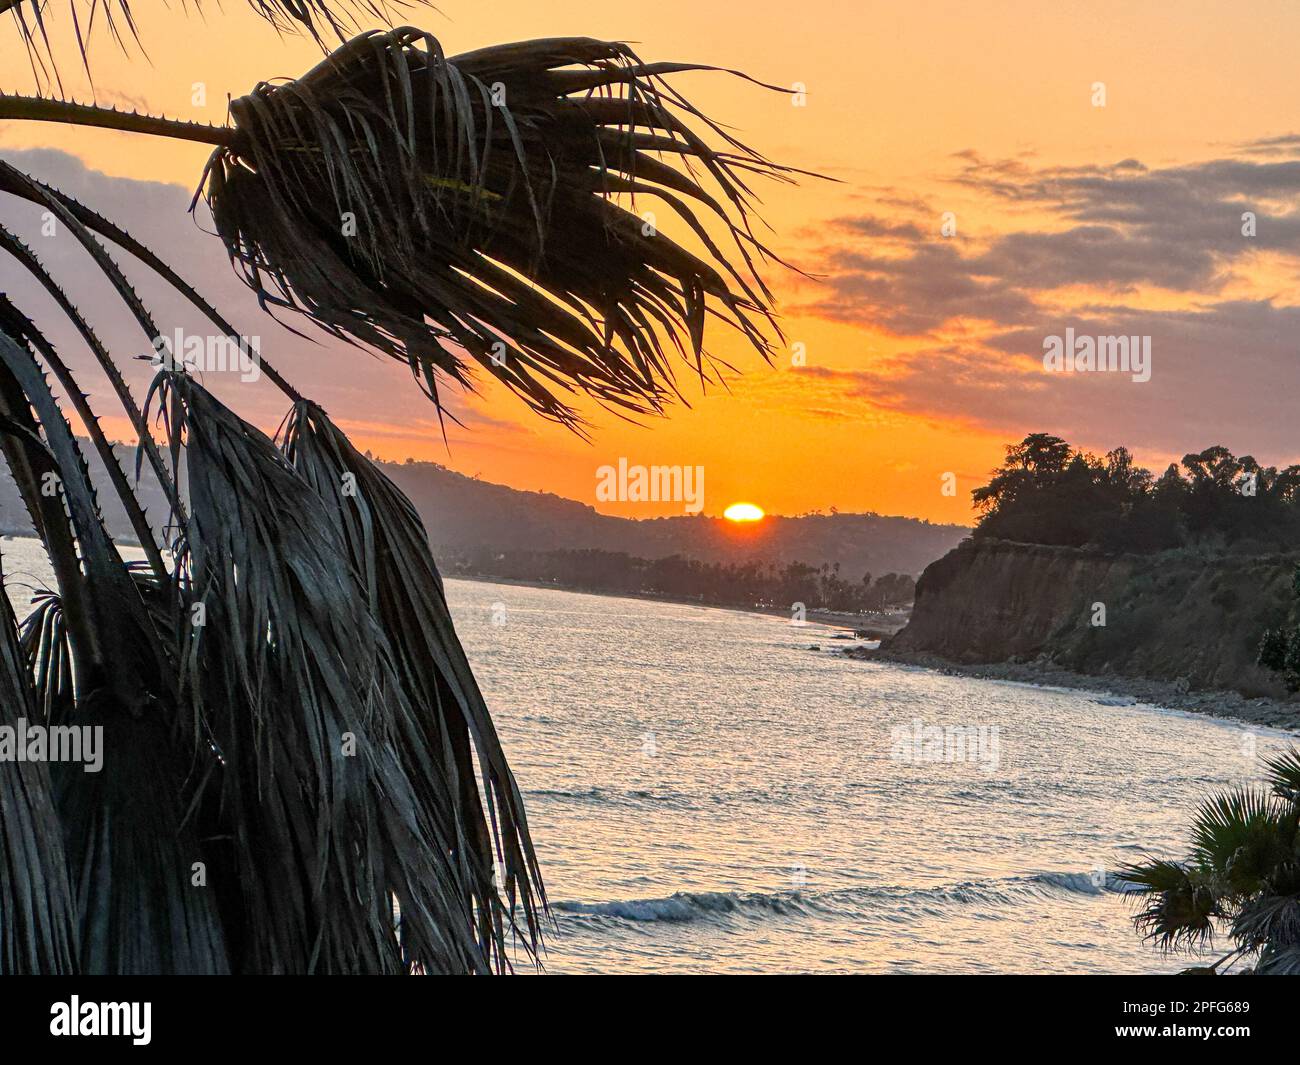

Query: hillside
[380,460,967,577]
[0,446,968,578]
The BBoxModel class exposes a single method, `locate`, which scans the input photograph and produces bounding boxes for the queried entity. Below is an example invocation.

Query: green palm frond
[1189,788,1297,897]
[1265,747,1300,803]
[205,29,814,427]
[1116,858,1224,952]
[1231,889,1300,958]
[1121,747,1300,972]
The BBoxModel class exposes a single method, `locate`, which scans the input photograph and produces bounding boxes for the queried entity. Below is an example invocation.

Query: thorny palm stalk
[0,9,805,972]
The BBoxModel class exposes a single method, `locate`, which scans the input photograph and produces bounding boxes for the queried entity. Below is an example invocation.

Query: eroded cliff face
[887,539,1299,698]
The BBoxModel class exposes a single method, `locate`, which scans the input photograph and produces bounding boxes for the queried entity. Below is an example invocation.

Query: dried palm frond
[0,161,546,971]
[205,29,810,427]
[281,401,544,965]
[155,372,506,972]
[0,561,78,974]
[0,319,229,973]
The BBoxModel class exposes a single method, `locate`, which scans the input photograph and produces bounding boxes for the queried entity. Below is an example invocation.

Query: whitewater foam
[553,872,1130,928]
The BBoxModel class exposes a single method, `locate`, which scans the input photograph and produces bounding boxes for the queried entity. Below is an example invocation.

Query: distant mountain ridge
[379,460,968,578]
[0,445,969,578]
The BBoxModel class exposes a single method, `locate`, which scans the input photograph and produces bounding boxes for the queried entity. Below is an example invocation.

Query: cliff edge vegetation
[886,434,1300,704]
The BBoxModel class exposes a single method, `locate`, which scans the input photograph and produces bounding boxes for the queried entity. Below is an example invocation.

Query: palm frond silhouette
[0,3,804,972]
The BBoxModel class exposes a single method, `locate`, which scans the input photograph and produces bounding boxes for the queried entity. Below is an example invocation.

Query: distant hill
[0,439,173,545]
[379,460,968,579]
[0,445,969,579]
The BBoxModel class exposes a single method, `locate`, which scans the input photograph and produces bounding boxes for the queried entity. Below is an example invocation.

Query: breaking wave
[553,871,1131,927]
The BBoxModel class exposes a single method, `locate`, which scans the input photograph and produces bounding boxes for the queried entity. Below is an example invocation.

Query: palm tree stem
[0,145,306,409]
[0,229,170,579]
[0,94,236,147]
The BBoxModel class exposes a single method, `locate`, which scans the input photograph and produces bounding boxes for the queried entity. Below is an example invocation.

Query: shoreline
[446,571,905,633]
[846,646,1300,733]
[3,533,902,634]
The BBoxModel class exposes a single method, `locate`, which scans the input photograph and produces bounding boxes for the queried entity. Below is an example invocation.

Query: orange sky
[4,0,1300,522]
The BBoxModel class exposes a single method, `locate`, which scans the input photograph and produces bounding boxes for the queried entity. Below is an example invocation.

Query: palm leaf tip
[242,0,414,40]
[1116,858,1222,952]
[1265,747,1300,802]
[3,0,413,73]
[204,28,813,427]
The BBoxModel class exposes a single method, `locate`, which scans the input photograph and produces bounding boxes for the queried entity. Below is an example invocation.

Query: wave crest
[554,871,1128,927]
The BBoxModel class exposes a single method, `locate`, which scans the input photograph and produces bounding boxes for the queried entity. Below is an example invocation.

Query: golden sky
[4,0,1300,522]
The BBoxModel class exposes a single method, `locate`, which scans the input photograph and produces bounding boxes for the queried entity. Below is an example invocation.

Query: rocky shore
[841,644,1300,732]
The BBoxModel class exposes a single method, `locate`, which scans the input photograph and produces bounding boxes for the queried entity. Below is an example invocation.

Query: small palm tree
[0,2,803,972]
[1119,747,1300,974]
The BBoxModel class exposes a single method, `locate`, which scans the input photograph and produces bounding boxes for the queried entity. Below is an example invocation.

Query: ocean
[3,535,1289,973]
[447,578,1293,973]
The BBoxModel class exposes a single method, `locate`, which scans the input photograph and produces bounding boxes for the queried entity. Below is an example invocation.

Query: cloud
[1237,133,1300,158]
[794,141,1300,461]
[810,151,1300,332]
[815,243,1040,333]
[831,215,927,242]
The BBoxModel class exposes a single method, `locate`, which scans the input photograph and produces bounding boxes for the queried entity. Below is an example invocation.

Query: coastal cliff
[887,539,1300,700]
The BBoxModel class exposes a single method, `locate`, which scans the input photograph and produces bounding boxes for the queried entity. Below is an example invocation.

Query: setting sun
[723,502,766,522]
